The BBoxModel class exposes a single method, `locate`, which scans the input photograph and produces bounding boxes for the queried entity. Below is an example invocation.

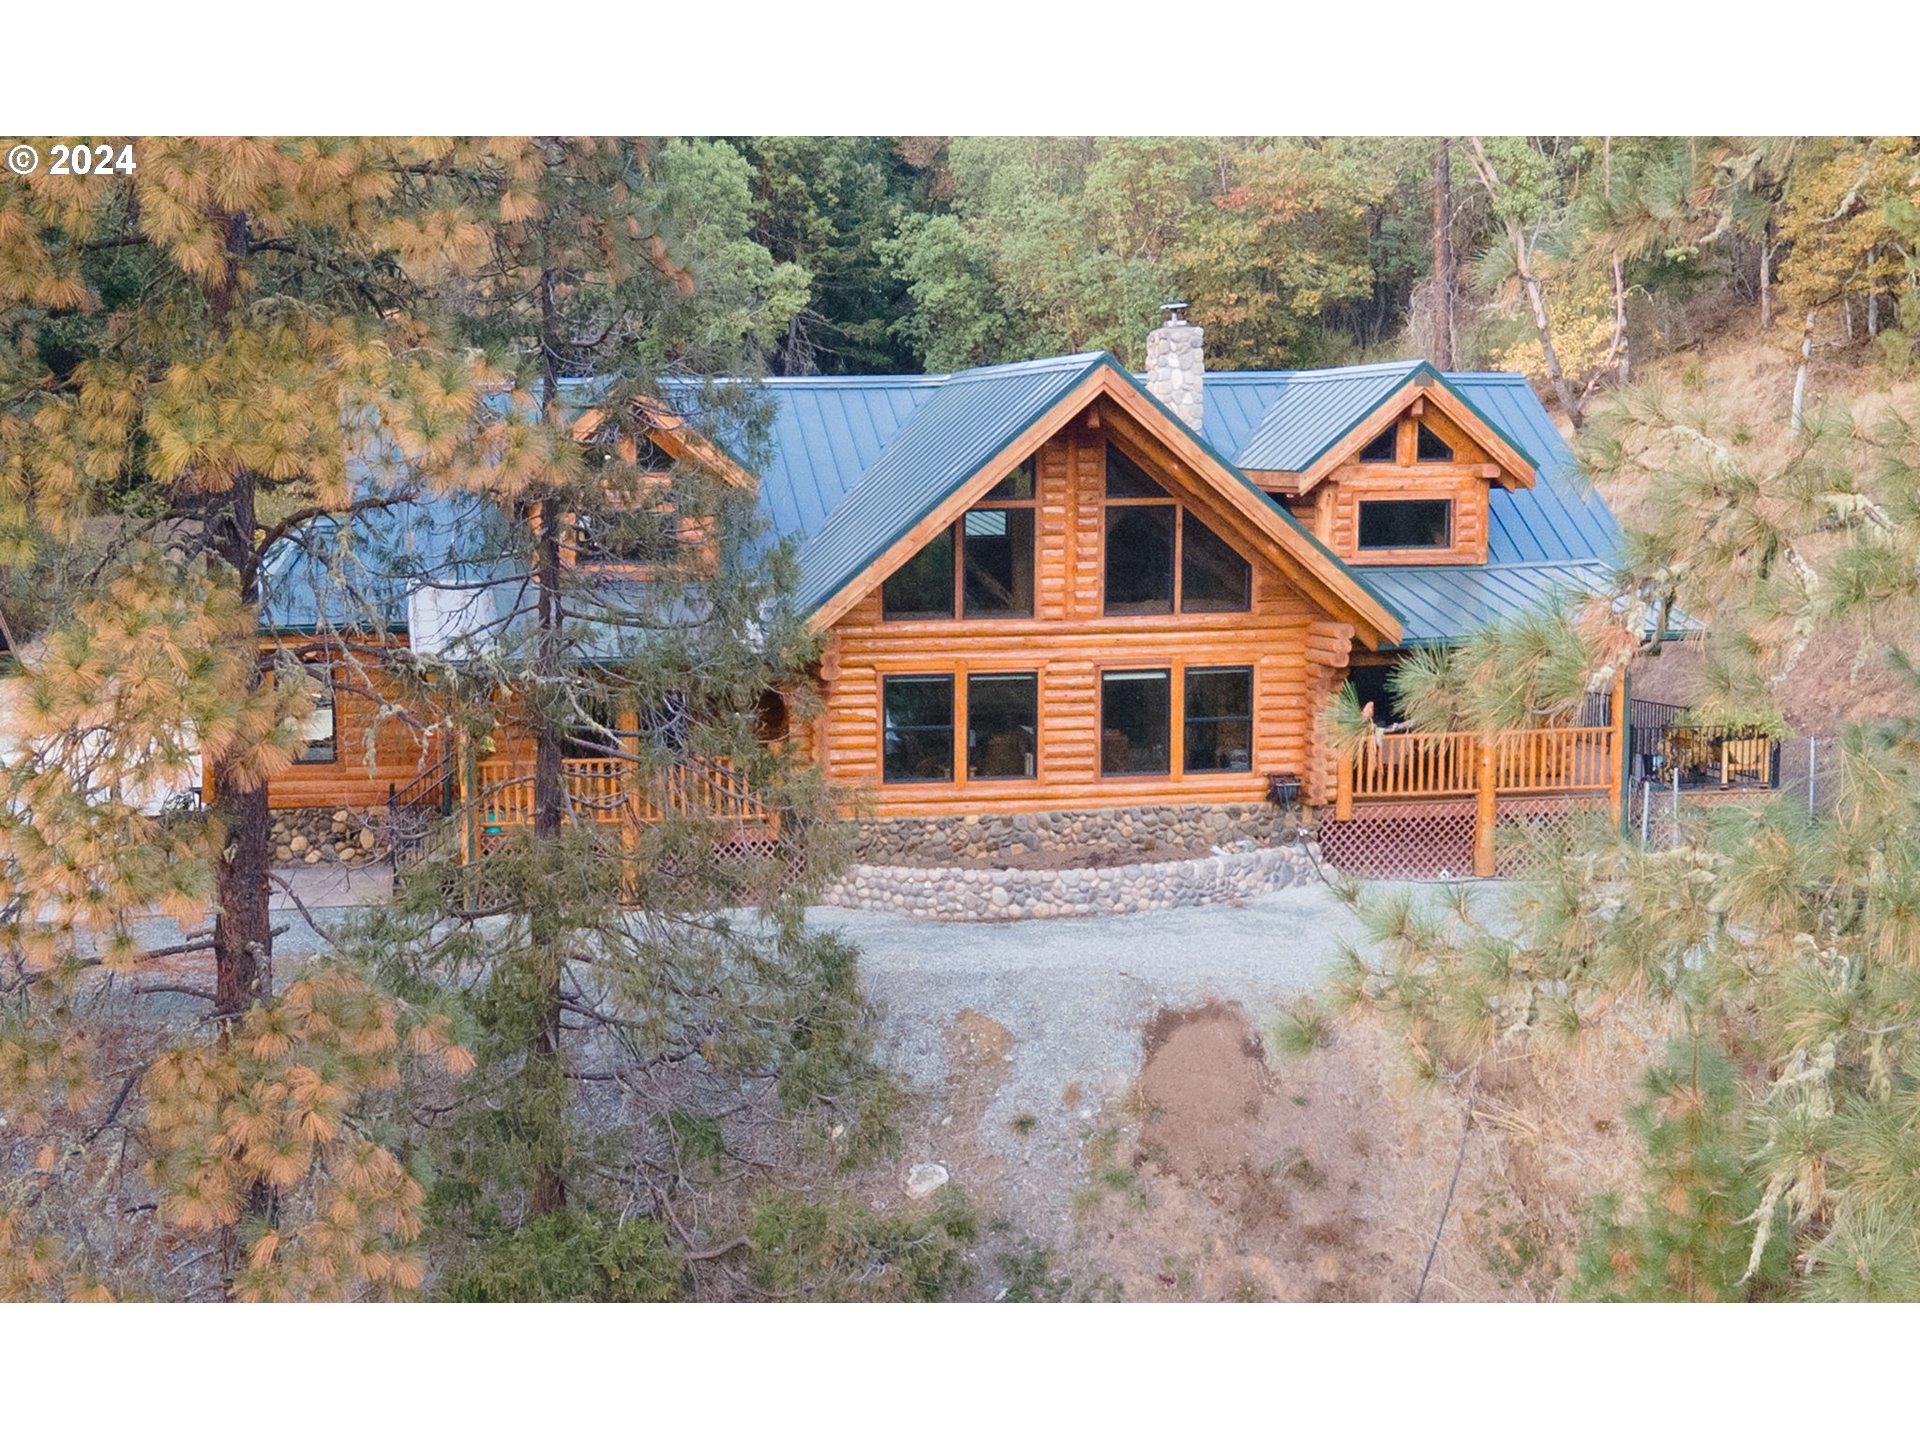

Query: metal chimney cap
[1160,301,1190,320]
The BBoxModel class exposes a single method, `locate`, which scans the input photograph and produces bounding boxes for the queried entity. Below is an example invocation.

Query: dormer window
[1415,424,1453,462]
[1357,498,1452,550]
[1358,426,1398,464]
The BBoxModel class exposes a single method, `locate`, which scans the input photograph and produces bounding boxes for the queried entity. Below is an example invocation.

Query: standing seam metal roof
[262,355,1621,651]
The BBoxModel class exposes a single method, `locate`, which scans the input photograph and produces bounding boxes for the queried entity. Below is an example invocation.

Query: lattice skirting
[1321,794,1607,880]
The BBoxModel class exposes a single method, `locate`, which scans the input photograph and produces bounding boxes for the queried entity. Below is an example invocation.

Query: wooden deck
[1332,676,1627,877]
[460,755,776,860]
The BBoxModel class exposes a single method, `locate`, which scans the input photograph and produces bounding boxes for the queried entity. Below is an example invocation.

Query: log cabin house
[255,307,1641,874]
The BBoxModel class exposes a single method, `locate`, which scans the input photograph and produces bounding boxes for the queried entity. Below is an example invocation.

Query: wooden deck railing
[1492,725,1615,792]
[469,755,774,853]
[1338,726,1619,809]
[1334,693,1626,878]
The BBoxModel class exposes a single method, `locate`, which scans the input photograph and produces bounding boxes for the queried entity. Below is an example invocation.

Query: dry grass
[1026,1004,1656,1302]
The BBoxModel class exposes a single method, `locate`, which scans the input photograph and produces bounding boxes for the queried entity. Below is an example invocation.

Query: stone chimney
[1145,301,1205,432]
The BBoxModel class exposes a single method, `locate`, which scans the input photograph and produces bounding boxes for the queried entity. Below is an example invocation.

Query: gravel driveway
[809,878,1437,1211]
[820,882,1377,1107]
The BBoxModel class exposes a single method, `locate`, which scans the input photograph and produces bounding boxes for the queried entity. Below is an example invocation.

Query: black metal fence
[387,753,456,881]
[1623,697,1781,793]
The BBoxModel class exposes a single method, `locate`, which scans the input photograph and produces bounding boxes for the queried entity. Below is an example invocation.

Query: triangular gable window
[1106,446,1169,498]
[1415,423,1453,462]
[1358,425,1397,464]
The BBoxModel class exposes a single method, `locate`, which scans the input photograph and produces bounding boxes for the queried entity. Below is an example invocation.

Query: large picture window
[882,462,1037,620]
[1103,444,1251,617]
[882,675,955,783]
[1357,498,1452,550]
[967,673,1037,780]
[1184,667,1254,773]
[1100,669,1171,776]
[1105,506,1176,614]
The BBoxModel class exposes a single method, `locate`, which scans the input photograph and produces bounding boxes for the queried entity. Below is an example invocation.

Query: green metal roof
[791,353,1396,629]
[792,354,1100,614]
[264,353,1624,655]
[1362,561,1617,647]
[1234,360,1427,472]
[1229,359,1541,475]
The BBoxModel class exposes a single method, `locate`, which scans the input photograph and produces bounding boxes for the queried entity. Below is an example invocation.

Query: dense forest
[722,136,1920,421]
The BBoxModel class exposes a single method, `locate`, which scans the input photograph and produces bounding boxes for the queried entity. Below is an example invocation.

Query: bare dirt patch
[1043,1002,1650,1301]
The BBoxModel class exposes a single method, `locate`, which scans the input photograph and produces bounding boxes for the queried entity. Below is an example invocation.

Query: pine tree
[1339,380,1920,1298]
[358,139,884,1278]
[1573,1039,1788,1301]
[0,138,495,1297]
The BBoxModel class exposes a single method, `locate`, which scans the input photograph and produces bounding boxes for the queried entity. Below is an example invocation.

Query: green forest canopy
[720,136,1920,408]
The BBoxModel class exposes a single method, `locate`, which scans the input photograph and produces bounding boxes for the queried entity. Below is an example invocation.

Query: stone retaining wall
[820,840,1324,922]
[272,806,390,866]
[848,802,1293,865]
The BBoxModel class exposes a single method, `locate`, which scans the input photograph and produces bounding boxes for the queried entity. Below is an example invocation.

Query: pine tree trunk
[204,209,273,1018]
[1602,139,1628,387]
[1615,257,1632,384]
[1465,137,1580,427]
[1431,140,1454,370]
[527,267,569,1220]
[1760,240,1774,330]
[1868,247,1879,337]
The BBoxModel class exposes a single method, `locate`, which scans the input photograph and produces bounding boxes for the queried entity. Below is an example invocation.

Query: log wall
[260,636,444,811]
[812,415,1356,814]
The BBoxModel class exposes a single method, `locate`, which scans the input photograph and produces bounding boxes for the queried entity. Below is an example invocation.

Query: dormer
[562,398,755,575]
[1241,370,1537,567]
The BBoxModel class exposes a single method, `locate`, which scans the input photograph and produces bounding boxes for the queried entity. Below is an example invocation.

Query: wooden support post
[459,733,476,866]
[1335,747,1354,822]
[1607,666,1628,829]
[1473,737,1497,878]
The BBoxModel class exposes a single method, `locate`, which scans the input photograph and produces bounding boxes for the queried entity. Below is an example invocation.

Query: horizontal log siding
[814,418,1355,815]
[1285,404,1504,566]
[1320,469,1489,565]
[264,638,443,810]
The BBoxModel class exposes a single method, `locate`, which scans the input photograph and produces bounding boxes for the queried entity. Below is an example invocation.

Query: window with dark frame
[967,672,1038,780]
[1103,443,1251,617]
[1357,498,1452,550]
[1415,423,1453,462]
[1184,667,1254,773]
[1100,669,1171,776]
[1104,505,1176,614]
[297,665,337,765]
[881,527,957,619]
[1358,424,1398,463]
[962,507,1035,617]
[882,675,956,783]
[881,462,1037,621]
[1180,515,1251,612]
